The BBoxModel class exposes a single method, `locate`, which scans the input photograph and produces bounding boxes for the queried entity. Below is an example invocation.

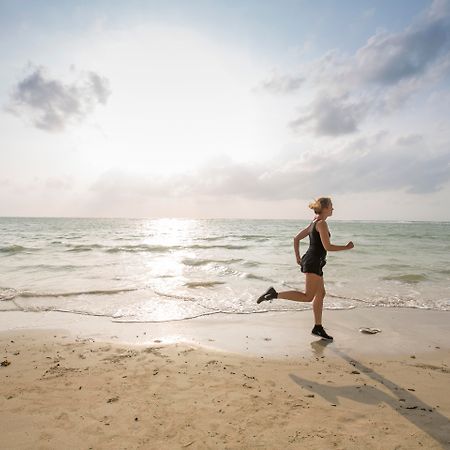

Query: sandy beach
[1,308,449,449]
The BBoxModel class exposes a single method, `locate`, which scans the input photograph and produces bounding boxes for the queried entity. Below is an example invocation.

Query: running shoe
[311,325,333,341]
[256,287,278,304]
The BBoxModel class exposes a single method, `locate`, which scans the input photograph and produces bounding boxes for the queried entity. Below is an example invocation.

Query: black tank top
[306,221,328,259]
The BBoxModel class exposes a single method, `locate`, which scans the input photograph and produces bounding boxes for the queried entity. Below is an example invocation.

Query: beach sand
[1,308,449,449]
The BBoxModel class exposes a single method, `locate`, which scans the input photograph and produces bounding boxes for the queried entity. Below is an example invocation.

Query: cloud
[87,72,111,105]
[259,0,450,136]
[356,4,450,85]
[44,176,74,191]
[307,134,450,195]
[89,133,450,203]
[289,92,370,136]
[257,72,304,94]
[6,66,111,132]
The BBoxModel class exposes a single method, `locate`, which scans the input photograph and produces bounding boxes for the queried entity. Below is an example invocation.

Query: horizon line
[0,215,449,223]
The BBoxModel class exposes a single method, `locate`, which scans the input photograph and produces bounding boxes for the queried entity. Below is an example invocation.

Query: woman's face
[324,202,334,216]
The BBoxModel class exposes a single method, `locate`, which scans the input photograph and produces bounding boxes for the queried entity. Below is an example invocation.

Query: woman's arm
[293,224,312,264]
[316,221,354,251]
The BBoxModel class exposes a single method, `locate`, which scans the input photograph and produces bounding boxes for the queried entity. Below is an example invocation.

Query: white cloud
[260,0,450,136]
[257,71,304,94]
[6,65,111,132]
[87,132,450,205]
[44,176,74,191]
[356,6,450,85]
[289,92,370,136]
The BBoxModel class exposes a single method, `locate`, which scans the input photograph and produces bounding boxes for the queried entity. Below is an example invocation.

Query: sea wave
[4,287,139,300]
[183,281,226,288]
[111,310,225,323]
[2,292,449,323]
[0,244,39,254]
[57,242,251,254]
[195,236,226,242]
[66,244,105,252]
[182,257,244,267]
[239,272,270,281]
[370,263,414,271]
[385,233,441,240]
[106,244,173,253]
[153,290,198,301]
[199,264,269,281]
[194,235,270,242]
[14,263,91,271]
[188,244,249,250]
[0,287,19,301]
[241,260,261,267]
[65,243,176,253]
[15,304,115,317]
[108,243,249,252]
[239,234,272,241]
[327,293,374,305]
[381,274,429,284]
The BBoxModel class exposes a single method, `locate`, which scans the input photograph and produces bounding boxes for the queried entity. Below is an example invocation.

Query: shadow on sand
[289,340,450,448]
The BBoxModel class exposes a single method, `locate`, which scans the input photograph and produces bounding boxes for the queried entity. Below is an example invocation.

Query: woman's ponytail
[308,197,332,214]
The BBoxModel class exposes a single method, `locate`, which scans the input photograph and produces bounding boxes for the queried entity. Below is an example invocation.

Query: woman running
[257,197,354,340]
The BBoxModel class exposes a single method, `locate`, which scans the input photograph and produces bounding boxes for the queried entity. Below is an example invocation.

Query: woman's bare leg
[312,277,325,325]
[277,273,322,302]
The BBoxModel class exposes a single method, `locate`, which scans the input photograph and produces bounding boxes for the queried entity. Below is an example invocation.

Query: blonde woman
[257,197,354,340]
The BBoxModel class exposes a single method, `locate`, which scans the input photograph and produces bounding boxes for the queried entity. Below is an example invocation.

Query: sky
[1,0,449,220]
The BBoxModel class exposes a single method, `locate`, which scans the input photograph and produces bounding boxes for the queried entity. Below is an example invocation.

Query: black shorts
[300,253,327,277]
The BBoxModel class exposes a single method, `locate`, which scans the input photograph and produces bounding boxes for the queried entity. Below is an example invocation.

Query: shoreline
[0,307,449,359]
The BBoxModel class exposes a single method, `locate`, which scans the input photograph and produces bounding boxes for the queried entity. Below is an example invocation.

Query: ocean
[1,217,449,322]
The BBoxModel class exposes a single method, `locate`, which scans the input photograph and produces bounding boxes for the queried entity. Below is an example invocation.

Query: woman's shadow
[288,340,450,447]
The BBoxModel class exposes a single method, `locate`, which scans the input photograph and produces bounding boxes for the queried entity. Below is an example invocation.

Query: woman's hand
[346,241,354,250]
[296,255,302,265]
